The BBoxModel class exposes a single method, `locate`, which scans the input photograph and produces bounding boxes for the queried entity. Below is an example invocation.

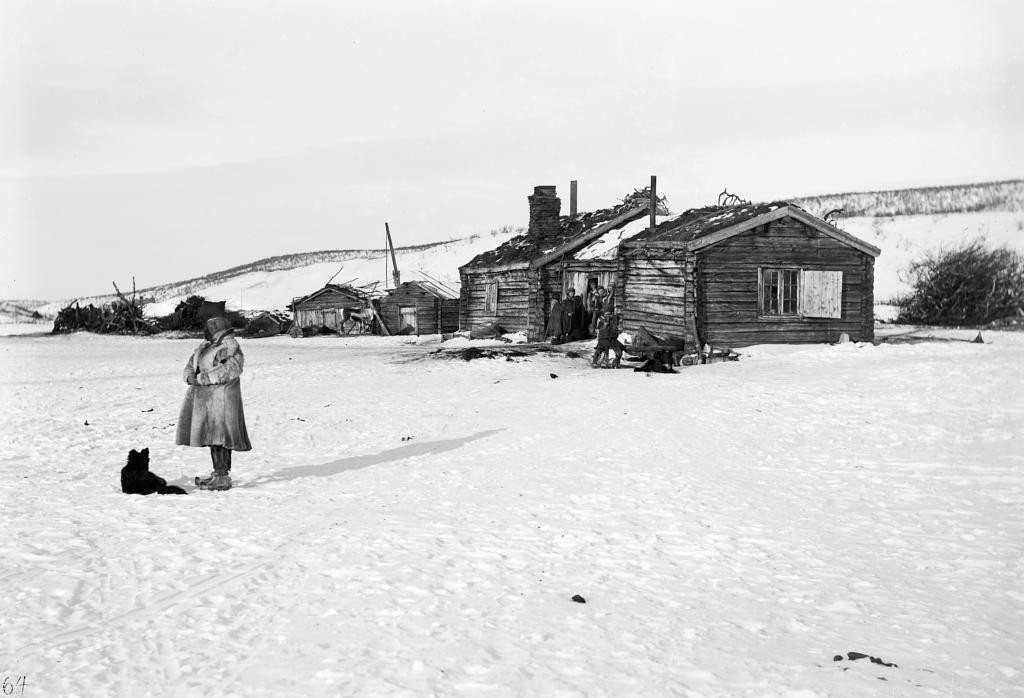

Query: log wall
[293,288,364,329]
[459,268,534,335]
[618,250,693,345]
[697,218,873,346]
[860,255,875,343]
[379,286,442,335]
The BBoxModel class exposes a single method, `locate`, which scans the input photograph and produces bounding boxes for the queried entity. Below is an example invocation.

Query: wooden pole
[650,175,657,233]
[385,222,400,287]
[570,180,578,218]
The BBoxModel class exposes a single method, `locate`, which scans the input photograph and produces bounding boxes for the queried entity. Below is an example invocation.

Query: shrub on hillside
[896,238,1024,326]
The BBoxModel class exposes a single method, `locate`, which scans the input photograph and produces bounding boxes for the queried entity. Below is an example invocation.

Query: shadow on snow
[233,428,505,489]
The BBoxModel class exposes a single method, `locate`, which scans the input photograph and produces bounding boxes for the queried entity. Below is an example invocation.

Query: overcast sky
[2,0,1021,299]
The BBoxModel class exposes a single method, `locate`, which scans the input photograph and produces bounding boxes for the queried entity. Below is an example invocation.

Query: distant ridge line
[790,178,1023,218]
[794,177,1022,201]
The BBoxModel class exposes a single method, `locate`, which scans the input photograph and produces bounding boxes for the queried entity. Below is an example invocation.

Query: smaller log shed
[618,201,881,348]
[379,280,459,335]
[290,284,368,331]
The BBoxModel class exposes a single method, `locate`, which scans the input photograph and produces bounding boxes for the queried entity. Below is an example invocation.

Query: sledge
[622,326,687,366]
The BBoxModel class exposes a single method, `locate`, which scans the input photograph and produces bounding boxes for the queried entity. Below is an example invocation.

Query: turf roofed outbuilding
[459,185,669,342]
[616,201,881,348]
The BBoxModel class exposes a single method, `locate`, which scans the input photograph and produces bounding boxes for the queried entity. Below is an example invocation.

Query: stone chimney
[527,185,562,246]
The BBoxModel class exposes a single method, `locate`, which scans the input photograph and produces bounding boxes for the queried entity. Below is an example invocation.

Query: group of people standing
[547,281,624,368]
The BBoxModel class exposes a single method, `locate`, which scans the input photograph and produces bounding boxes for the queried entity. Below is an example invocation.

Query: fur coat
[175,329,252,451]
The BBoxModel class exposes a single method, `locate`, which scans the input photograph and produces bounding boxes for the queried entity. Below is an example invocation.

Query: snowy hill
[31,227,523,320]
[834,210,1023,303]
[10,179,1024,323]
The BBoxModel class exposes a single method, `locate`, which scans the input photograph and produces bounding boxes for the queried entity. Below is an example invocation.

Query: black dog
[121,448,187,495]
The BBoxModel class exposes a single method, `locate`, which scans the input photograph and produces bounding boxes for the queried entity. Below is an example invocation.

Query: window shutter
[484,281,498,315]
[801,270,843,318]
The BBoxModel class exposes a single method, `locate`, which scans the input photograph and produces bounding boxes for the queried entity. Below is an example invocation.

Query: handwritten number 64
[2,676,27,696]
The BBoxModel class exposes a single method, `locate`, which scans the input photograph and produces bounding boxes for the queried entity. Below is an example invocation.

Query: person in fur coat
[176,315,252,491]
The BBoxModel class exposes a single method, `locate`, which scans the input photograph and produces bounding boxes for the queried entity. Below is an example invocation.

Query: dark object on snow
[834,651,898,668]
[161,295,207,331]
[549,373,558,379]
[972,331,984,344]
[431,346,534,361]
[470,321,507,340]
[196,300,227,325]
[624,326,685,368]
[633,358,677,373]
[52,283,157,335]
[121,448,187,495]
[571,594,586,603]
[246,311,290,338]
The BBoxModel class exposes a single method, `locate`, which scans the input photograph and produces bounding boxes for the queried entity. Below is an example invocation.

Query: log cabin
[459,185,668,341]
[379,280,459,335]
[617,201,881,348]
[290,284,370,332]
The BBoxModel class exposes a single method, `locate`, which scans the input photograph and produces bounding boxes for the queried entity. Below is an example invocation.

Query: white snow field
[1,330,1023,697]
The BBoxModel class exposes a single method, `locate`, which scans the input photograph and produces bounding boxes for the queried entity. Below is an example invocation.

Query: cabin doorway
[563,271,617,313]
[399,306,418,335]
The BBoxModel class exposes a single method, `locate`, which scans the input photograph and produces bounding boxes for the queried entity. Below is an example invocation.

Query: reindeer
[342,300,376,334]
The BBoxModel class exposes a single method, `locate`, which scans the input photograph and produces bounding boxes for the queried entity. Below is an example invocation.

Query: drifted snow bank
[0,331,1021,696]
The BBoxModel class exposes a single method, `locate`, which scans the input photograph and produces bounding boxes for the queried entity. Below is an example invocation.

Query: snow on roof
[573,215,675,260]
[462,187,666,269]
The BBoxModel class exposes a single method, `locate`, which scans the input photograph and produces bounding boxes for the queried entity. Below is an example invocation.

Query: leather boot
[195,447,220,487]
[204,447,232,490]
[200,470,232,491]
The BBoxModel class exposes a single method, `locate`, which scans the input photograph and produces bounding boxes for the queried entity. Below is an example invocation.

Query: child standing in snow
[176,315,252,491]
[592,310,623,368]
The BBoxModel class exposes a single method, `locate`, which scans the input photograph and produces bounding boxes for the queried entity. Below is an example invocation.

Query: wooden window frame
[758,266,801,318]
[757,267,844,320]
[399,305,418,333]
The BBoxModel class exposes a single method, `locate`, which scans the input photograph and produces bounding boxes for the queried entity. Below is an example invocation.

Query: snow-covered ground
[1,330,1021,696]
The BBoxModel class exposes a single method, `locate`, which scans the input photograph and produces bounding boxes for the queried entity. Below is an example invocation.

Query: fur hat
[205,316,231,335]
